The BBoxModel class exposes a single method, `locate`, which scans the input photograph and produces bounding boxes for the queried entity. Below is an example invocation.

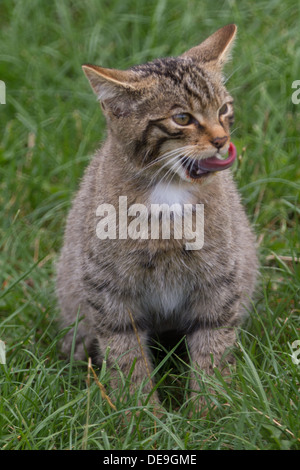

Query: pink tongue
[198,142,237,172]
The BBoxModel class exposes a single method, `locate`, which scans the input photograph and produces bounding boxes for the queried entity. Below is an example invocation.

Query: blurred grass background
[0,0,299,450]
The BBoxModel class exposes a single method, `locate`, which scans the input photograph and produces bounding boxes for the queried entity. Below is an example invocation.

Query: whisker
[133,143,200,188]
[159,148,198,187]
[161,159,184,188]
[146,153,182,188]
[145,149,188,182]
[230,126,240,136]
[157,150,191,188]
[138,145,196,173]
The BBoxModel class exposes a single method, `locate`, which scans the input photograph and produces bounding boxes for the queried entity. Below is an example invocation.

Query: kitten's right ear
[82,64,141,117]
[82,65,138,100]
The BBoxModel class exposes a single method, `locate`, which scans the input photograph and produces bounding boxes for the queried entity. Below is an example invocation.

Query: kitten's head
[83,24,237,184]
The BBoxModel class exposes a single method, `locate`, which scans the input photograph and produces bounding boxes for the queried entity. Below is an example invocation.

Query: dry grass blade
[88,358,117,411]
[252,406,300,443]
[82,357,92,450]
[127,310,159,446]
[127,309,154,389]
[266,254,300,263]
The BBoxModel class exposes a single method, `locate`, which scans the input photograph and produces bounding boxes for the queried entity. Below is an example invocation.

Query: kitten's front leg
[187,327,236,409]
[96,330,158,404]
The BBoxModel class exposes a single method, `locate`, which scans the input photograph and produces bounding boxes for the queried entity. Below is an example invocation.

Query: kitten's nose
[211,136,228,149]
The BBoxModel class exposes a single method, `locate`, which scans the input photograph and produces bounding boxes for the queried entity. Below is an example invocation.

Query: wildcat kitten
[56,24,257,406]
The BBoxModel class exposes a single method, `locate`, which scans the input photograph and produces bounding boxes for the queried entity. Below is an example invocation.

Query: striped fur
[56,25,258,407]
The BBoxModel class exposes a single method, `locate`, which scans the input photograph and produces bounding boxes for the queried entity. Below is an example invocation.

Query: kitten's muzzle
[182,142,237,179]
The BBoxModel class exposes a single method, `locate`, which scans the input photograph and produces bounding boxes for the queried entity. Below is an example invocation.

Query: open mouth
[181,142,237,180]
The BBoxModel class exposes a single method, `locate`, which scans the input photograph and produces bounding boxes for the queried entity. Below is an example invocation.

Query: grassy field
[0,0,299,450]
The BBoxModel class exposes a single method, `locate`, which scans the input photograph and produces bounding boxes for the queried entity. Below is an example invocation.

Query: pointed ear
[82,64,137,101]
[181,24,237,70]
[82,64,143,117]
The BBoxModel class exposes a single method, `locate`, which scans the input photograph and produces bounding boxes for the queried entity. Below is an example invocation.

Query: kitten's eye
[172,113,193,126]
[219,104,228,116]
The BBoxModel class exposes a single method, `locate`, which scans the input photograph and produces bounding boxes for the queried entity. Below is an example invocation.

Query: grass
[0,0,299,450]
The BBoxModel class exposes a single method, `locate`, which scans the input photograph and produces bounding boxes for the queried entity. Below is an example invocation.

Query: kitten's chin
[179,169,216,184]
[175,163,217,185]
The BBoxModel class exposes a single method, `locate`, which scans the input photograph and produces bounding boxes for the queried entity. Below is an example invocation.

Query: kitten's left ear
[181,24,237,71]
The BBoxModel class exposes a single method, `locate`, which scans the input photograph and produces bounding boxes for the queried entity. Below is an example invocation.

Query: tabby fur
[56,24,257,406]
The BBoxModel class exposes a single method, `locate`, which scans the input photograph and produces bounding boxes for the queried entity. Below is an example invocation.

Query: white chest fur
[149,181,197,207]
[141,181,198,325]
